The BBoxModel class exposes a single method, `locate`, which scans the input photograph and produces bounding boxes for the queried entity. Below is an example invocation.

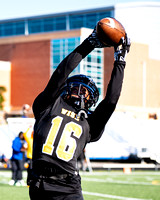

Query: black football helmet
[61,74,99,109]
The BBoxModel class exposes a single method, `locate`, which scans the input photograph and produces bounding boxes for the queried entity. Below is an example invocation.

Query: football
[96,17,126,46]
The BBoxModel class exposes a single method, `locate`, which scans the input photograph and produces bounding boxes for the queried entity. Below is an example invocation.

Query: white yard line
[81,171,160,176]
[0,171,27,178]
[82,177,158,186]
[83,191,152,200]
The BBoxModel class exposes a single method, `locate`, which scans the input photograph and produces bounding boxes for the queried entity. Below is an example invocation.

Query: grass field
[0,170,160,200]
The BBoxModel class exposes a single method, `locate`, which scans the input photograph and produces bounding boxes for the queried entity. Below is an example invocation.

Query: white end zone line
[83,191,152,200]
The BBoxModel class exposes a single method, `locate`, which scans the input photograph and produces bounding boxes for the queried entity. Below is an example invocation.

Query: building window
[69,11,113,30]
[28,19,43,33]
[15,22,25,35]
[44,18,54,32]
[54,17,66,31]
[3,23,13,36]
[0,21,25,37]
[69,15,84,29]
[83,48,103,102]
[0,8,113,37]
[51,37,80,75]
[85,13,97,28]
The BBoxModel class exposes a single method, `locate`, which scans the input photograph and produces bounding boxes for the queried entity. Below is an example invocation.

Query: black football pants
[29,186,84,200]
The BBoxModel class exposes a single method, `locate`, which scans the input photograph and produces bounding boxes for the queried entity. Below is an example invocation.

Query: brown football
[96,17,126,46]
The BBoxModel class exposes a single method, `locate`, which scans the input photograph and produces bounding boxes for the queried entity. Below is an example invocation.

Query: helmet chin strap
[77,109,88,118]
[77,95,88,118]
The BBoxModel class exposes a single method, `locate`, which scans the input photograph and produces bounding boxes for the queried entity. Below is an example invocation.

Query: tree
[0,86,6,110]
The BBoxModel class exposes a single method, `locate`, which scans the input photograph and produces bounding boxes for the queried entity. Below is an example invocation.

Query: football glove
[87,26,110,48]
[114,34,131,61]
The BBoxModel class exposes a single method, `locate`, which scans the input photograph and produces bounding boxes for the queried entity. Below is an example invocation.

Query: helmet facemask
[69,83,90,109]
[61,75,99,110]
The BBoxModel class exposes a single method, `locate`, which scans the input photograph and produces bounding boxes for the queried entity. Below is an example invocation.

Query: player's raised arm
[32,39,94,117]
[88,34,131,142]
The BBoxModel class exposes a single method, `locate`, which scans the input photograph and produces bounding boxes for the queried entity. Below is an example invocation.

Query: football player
[29,28,130,200]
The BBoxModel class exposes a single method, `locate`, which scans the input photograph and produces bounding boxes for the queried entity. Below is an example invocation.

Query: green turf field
[0,170,160,200]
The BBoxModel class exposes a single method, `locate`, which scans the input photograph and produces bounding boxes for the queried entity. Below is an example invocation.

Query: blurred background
[0,0,160,169]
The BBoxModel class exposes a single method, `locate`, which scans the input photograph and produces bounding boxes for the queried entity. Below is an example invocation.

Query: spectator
[9,131,26,186]
[22,104,31,118]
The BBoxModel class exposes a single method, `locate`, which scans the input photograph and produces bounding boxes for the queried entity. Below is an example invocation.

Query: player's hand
[87,27,110,48]
[114,34,131,61]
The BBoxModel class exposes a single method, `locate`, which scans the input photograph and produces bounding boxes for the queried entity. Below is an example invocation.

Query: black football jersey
[32,39,125,175]
[33,96,90,174]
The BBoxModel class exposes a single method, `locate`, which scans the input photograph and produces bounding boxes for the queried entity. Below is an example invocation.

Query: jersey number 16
[42,116,82,162]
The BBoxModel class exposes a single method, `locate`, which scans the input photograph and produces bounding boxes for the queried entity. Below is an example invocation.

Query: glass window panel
[15,22,25,35]
[68,38,75,42]
[69,15,84,29]
[51,37,80,74]
[0,24,3,37]
[82,47,103,101]
[86,13,97,28]
[0,21,25,36]
[2,23,13,28]
[98,11,113,20]
[55,17,66,23]
[53,56,60,63]
[0,25,2,36]
[3,23,13,36]
[97,82,101,85]
[44,18,54,31]
[53,65,57,70]
[53,39,60,44]
[55,17,66,30]
[55,23,65,30]
[44,18,54,23]
[28,19,43,33]
[15,27,24,34]
[87,56,91,62]
[52,43,60,48]
[97,56,101,63]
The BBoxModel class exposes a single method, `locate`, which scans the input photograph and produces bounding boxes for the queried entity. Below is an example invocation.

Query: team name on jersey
[61,108,80,121]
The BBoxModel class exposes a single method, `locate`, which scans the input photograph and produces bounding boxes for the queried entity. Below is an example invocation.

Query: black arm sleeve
[32,39,94,118]
[88,61,126,142]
